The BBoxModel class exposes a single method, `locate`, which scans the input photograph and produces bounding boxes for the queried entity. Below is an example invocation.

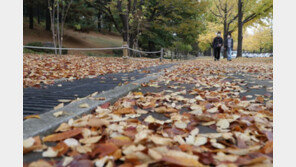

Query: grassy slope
[23,20,123,55]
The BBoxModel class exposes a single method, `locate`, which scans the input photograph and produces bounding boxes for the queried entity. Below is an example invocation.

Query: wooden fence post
[122,41,128,64]
[160,48,163,62]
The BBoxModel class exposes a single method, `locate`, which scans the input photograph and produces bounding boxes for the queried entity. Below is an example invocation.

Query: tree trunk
[29,2,34,29]
[56,1,61,55]
[97,12,102,32]
[37,5,40,24]
[48,0,57,54]
[46,7,50,31]
[223,20,228,58]
[237,0,243,57]
[128,34,135,56]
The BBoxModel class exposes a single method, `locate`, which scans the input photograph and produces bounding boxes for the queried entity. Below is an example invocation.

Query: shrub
[113,49,123,56]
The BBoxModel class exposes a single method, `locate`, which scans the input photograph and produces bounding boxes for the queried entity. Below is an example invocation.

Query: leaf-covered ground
[23,54,170,88]
[24,58,273,167]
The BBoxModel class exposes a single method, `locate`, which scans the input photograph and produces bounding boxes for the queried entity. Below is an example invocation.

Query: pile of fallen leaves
[23,54,170,88]
[23,58,273,167]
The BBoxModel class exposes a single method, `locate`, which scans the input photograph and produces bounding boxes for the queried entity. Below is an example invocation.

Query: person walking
[212,32,223,61]
[225,33,234,61]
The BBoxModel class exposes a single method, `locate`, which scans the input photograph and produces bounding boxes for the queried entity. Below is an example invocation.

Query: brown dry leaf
[87,118,109,127]
[52,141,69,157]
[42,147,58,157]
[79,136,102,144]
[58,99,71,103]
[226,145,261,155]
[134,130,151,143]
[53,111,64,117]
[108,136,132,147]
[24,137,35,148]
[43,128,82,142]
[64,138,79,147]
[123,144,146,155]
[190,104,203,111]
[55,123,71,132]
[216,119,230,129]
[62,157,74,166]
[144,115,156,123]
[24,115,40,120]
[240,156,269,166]
[76,145,92,154]
[207,107,218,114]
[154,106,178,113]
[256,96,265,103]
[214,152,239,162]
[79,103,90,108]
[54,103,64,110]
[23,136,43,154]
[161,150,203,167]
[148,148,162,160]
[28,160,53,167]
[150,135,173,145]
[261,141,273,154]
[91,143,119,158]
[174,121,187,129]
[113,107,136,115]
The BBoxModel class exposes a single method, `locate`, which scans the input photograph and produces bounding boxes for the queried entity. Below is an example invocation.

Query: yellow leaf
[24,115,40,120]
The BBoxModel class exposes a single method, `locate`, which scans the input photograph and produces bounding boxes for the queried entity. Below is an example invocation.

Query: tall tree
[45,5,51,31]
[236,0,272,57]
[209,0,238,58]
[28,0,34,29]
[48,0,73,55]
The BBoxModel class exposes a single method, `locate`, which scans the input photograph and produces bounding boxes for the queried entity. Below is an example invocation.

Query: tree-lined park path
[24,57,273,166]
[23,55,176,117]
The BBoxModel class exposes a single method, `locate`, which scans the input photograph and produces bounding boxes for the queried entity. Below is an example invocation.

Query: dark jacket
[212,36,223,48]
[225,38,234,50]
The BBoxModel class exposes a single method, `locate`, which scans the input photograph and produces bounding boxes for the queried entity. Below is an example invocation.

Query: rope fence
[23,46,124,51]
[23,45,165,62]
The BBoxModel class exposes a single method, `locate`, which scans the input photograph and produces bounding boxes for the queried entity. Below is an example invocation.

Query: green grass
[88,36,122,47]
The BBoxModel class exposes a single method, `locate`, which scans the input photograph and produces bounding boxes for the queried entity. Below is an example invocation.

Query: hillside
[23,21,123,55]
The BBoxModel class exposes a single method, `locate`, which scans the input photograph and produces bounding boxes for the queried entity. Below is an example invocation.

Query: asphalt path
[23,63,176,117]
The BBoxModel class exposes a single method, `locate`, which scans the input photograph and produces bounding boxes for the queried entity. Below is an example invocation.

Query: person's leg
[227,47,231,61]
[217,48,221,60]
[229,48,232,61]
[214,48,217,61]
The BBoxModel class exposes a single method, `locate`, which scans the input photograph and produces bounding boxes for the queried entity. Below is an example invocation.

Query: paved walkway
[23,63,176,116]
[23,63,273,164]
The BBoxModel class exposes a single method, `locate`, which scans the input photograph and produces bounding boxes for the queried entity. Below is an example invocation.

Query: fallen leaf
[23,137,35,148]
[80,136,102,144]
[216,119,230,129]
[113,107,136,115]
[58,99,71,103]
[28,160,52,167]
[261,141,273,154]
[53,111,64,117]
[87,118,109,127]
[64,138,79,147]
[108,136,132,146]
[91,143,119,158]
[42,147,58,157]
[79,103,90,108]
[150,135,173,145]
[161,150,203,167]
[24,115,40,120]
[54,103,64,110]
[43,128,82,142]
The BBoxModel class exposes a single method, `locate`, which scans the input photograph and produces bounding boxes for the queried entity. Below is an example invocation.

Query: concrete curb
[23,64,177,139]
